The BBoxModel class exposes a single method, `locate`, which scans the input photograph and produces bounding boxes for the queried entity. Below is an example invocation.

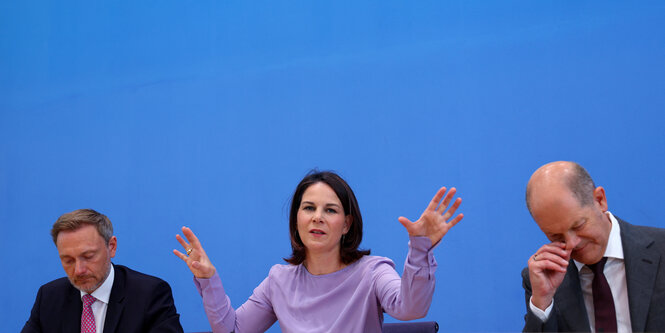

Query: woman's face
[297,182,351,258]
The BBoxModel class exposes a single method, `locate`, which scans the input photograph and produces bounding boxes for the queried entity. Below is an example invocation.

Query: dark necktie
[588,257,617,333]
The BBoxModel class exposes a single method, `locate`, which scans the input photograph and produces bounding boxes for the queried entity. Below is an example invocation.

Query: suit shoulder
[37,276,76,296]
[618,217,665,232]
[619,218,665,243]
[40,276,72,289]
[115,264,167,280]
[113,264,173,290]
[633,224,665,238]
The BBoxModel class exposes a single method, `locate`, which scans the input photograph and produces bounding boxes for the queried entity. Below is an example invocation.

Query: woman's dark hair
[284,170,370,265]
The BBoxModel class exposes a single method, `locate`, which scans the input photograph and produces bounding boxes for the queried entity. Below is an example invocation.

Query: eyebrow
[545,218,587,239]
[301,201,341,208]
[59,249,97,259]
[573,217,587,226]
[81,250,97,256]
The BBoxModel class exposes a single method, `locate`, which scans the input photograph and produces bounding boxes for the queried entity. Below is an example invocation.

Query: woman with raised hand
[174,170,463,333]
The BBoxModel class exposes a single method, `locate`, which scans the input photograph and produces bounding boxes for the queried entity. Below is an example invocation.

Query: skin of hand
[528,242,571,310]
[173,226,217,279]
[398,187,464,247]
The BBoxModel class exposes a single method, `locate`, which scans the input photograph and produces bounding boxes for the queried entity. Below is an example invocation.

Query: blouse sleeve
[373,236,436,320]
[194,270,278,333]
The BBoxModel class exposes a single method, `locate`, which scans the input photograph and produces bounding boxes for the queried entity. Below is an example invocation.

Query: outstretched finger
[426,187,447,212]
[398,216,413,230]
[176,233,190,251]
[437,187,457,214]
[447,213,464,228]
[442,197,462,220]
[182,226,203,249]
[173,249,189,262]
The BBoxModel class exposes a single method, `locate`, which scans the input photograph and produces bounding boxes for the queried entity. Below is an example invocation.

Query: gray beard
[71,261,112,293]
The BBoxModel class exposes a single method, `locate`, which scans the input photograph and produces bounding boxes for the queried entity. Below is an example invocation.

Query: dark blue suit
[522,218,665,332]
[22,264,184,333]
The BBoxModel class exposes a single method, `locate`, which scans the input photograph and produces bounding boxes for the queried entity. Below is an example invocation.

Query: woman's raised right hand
[174,226,216,279]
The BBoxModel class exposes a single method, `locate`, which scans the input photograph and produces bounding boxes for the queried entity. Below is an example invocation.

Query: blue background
[2,1,665,331]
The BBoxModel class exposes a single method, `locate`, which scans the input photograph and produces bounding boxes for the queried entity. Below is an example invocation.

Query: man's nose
[565,234,581,252]
[74,260,87,275]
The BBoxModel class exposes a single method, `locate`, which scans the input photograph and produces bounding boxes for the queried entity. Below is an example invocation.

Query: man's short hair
[566,163,596,207]
[51,209,114,244]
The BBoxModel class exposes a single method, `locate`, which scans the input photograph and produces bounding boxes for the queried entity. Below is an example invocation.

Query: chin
[71,279,101,293]
[573,251,603,265]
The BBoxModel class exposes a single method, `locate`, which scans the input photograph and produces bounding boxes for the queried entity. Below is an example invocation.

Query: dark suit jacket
[22,264,184,333]
[522,218,665,332]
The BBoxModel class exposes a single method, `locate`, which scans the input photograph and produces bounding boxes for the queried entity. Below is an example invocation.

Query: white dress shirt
[80,265,115,333]
[530,212,632,332]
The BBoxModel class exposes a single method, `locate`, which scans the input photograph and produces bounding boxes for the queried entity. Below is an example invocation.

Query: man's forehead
[56,227,105,251]
[530,185,580,213]
[539,215,586,234]
[58,246,98,257]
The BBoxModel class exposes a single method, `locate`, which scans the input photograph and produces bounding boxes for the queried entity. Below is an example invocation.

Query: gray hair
[566,163,596,207]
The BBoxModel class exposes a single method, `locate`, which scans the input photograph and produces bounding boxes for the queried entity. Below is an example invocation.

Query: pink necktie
[81,294,97,333]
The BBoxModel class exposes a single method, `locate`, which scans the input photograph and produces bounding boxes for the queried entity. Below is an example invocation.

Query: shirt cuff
[407,236,437,268]
[193,271,221,295]
[529,296,553,322]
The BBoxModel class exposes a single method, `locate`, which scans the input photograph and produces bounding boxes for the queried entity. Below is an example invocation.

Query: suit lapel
[619,219,659,333]
[555,262,591,332]
[63,284,83,333]
[104,264,126,333]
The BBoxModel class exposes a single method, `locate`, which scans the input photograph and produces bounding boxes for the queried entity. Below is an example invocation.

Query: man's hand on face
[528,242,571,310]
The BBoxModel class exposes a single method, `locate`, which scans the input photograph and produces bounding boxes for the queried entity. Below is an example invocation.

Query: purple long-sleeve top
[194,236,436,333]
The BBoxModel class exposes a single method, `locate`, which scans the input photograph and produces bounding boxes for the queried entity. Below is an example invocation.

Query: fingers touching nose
[565,235,581,252]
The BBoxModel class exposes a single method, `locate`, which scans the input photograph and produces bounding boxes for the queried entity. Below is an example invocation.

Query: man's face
[531,186,611,265]
[56,224,116,293]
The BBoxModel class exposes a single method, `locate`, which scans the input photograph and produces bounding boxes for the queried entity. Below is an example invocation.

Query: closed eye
[81,250,97,260]
[572,220,586,231]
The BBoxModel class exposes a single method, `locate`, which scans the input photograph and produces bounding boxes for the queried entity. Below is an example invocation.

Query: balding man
[522,161,665,332]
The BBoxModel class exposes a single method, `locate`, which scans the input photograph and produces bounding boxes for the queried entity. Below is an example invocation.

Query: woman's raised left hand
[398,187,463,247]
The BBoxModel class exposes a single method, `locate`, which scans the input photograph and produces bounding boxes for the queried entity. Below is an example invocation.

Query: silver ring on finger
[533,254,538,261]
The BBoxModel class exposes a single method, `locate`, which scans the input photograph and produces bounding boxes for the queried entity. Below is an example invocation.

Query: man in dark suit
[22,209,184,333]
[522,161,665,332]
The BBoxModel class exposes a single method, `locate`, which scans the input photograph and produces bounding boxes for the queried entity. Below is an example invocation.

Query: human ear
[593,186,608,212]
[343,215,353,234]
[108,236,118,258]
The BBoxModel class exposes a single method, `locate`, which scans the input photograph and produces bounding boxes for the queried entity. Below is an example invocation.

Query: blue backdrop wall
[2,1,665,331]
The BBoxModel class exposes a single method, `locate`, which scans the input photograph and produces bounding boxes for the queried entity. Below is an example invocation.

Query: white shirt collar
[80,264,114,304]
[574,211,624,271]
